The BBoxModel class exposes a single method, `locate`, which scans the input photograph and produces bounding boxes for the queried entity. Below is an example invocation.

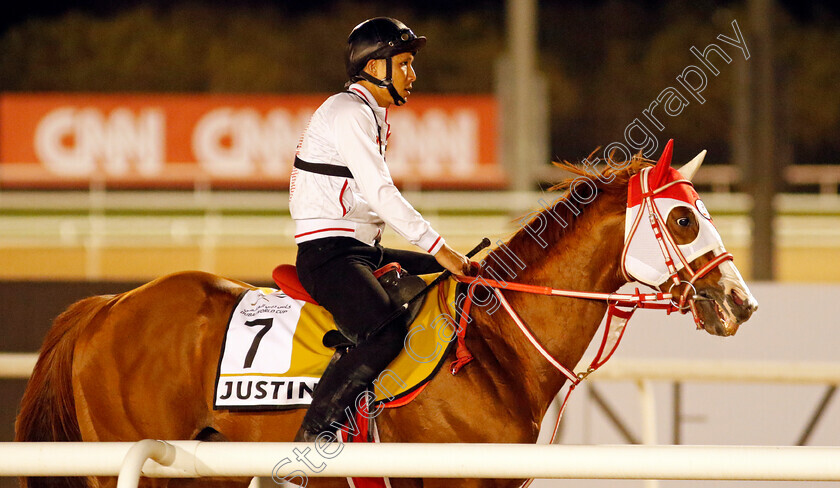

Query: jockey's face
[364,52,416,106]
[390,52,416,101]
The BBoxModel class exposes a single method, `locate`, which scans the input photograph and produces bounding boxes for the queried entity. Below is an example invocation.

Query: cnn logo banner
[0,94,503,189]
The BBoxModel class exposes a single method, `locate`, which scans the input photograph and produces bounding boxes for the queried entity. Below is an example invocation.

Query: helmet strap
[358,56,407,106]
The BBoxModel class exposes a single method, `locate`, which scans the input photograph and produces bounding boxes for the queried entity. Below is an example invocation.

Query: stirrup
[323,330,355,350]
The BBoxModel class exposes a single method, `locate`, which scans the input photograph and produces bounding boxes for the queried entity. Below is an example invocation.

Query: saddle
[272,263,428,349]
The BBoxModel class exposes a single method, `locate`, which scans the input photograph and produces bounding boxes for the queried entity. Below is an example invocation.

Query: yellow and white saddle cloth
[214,274,459,410]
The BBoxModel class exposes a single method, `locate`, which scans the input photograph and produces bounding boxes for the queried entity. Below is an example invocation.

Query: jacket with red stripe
[289,83,444,254]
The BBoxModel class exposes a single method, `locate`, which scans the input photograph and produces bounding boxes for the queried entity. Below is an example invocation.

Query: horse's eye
[677,217,691,227]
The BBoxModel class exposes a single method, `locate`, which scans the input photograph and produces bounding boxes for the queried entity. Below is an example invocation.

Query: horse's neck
[472,193,627,422]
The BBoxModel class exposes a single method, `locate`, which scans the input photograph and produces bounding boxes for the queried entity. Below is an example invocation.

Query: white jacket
[289,84,444,254]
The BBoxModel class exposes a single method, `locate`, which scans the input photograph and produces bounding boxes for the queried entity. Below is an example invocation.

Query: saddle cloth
[214,274,459,410]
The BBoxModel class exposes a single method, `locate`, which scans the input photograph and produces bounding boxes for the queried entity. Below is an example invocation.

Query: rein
[444,272,654,453]
[448,274,672,381]
[440,166,736,456]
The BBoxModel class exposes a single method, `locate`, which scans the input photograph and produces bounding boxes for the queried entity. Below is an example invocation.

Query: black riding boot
[294,359,378,442]
[294,307,409,442]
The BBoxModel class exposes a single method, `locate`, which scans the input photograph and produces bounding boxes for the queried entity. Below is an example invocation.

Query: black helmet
[345,17,426,105]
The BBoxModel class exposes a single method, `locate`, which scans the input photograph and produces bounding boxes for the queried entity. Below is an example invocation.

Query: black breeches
[295,236,442,345]
[294,236,442,431]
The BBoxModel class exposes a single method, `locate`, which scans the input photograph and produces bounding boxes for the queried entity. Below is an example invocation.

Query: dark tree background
[1,0,838,166]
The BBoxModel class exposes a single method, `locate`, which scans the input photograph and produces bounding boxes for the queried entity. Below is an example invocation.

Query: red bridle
[442,167,736,456]
[621,166,734,328]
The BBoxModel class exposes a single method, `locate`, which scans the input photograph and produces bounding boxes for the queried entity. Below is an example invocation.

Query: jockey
[289,17,470,442]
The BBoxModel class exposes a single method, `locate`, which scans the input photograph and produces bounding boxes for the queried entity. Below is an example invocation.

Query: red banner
[0,93,503,189]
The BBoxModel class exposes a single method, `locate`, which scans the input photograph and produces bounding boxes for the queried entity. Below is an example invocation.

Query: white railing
[1,441,840,482]
[3,189,840,216]
[578,358,840,447]
[592,358,840,383]
[3,355,839,486]
[5,355,840,447]
[5,354,839,384]
[0,352,37,378]
[4,191,840,246]
[538,164,840,195]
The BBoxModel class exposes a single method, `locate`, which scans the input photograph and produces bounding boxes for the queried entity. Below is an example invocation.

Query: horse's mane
[488,152,652,273]
[547,151,650,198]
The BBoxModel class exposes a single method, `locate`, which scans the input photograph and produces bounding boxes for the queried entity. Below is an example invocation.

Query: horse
[16,141,757,488]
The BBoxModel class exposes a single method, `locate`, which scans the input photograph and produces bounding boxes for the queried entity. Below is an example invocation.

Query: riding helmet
[345,17,426,82]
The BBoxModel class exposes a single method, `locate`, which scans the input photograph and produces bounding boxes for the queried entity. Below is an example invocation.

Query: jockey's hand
[434,243,471,277]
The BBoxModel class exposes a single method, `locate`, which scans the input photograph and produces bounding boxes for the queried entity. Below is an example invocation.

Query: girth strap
[293,156,354,179]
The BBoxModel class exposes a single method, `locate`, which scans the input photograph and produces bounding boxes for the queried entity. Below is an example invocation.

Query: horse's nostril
[730,289,744,306]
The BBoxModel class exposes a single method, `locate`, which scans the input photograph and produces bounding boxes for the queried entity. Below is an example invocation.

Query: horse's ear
[677,150,706,181]
[649,139,674,187]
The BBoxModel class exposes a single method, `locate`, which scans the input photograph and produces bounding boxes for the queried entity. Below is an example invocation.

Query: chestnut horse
[17,143,757,488]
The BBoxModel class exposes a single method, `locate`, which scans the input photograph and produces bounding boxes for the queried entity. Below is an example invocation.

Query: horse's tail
[15,294,113,488]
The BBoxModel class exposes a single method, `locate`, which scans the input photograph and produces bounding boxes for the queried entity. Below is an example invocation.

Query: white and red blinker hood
[622,140,728,287]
